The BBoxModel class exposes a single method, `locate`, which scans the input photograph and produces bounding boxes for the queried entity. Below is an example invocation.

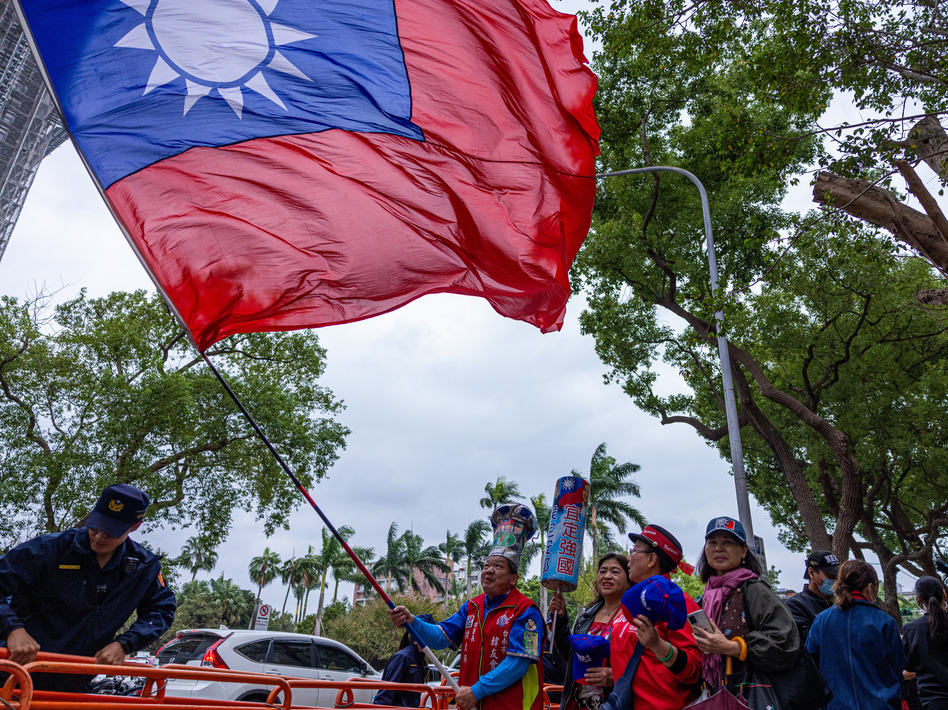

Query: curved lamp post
[596,166,754,543]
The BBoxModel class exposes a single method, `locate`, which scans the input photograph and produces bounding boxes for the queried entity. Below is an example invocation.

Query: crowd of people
[1,485,946,710]
[388,509,948,710]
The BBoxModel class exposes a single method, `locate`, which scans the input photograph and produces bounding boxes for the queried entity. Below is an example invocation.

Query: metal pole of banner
[595,166,754,543]
[200,352,461,693]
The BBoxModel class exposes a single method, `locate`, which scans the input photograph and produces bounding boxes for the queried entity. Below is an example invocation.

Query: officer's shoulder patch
[157,572,166,587]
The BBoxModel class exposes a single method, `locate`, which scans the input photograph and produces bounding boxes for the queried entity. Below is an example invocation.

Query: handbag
[741,582,833,710]
[762,649,832,710]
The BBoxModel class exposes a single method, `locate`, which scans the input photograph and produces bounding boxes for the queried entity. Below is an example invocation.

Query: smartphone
[688,609,713,633]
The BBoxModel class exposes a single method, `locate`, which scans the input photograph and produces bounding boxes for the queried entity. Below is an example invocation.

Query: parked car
[159,629,381,706]
[155,630,224,666]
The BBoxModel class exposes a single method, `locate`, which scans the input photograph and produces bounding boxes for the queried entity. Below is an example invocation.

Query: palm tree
[296,546,324,623]
[373,522,410,592]
[330,542,374,604]
[402,529,449,594]
[310,526,372,636]
[579,442,646,558]
[462,519,490,595]
[530,492,552,613]
[178,534,218,581]
[438,530,465,608]
[479,475,524,513]
[248,547,282,603]
[279,554,305,616]
[210,575,251,627]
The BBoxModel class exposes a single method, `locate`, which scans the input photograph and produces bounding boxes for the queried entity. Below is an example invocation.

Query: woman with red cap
[601,523,702,710]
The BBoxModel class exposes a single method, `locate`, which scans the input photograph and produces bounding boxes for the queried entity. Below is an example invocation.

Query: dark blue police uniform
[373,643,428,707]
[0,527,176,690]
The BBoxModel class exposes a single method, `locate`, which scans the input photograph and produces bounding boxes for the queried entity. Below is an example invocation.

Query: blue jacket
[0,527,176,657]
[373,644,428,706]
[806,600,906,710]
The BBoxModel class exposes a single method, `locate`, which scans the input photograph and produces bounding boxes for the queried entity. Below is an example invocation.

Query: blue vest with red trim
[458,587,543,710]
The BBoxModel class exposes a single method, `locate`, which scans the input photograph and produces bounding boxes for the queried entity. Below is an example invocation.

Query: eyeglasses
[628,547,653,556]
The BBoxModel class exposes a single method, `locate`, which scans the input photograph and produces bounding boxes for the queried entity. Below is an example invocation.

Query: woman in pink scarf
[691,516,800,692]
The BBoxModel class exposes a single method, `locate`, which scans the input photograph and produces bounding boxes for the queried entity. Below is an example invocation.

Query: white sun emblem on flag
[114,0,316,118]
[562,478,576,491]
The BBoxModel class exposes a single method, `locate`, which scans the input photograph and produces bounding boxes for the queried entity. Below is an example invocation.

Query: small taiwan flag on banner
[14,0,599,350]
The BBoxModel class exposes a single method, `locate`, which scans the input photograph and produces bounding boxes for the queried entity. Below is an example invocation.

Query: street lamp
[596,166,755,542]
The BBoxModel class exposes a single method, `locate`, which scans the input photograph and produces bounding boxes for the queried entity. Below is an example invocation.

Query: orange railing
[0,649,562,710]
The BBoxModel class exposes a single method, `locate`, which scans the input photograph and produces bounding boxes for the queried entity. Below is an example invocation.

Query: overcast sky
[0,0,845,616]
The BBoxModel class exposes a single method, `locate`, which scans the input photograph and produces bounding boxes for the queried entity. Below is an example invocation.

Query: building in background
[0,1,68,261]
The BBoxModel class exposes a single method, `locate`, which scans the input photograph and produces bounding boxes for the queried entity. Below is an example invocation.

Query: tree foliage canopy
[577,0,948,617]
[0,289,348,548]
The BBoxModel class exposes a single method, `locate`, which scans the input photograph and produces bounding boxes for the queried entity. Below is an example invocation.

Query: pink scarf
[701,567,758,686]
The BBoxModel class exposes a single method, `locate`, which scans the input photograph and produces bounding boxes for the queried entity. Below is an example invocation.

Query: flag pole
[200,352,460,693]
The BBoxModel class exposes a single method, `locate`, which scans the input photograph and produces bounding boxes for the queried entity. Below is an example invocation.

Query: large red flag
[17,0,599,350]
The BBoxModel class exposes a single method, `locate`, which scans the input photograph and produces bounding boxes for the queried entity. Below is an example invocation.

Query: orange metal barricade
[0,651,591,710]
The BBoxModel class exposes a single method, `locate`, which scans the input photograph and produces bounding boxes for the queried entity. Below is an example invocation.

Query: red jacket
[609,590,702,709]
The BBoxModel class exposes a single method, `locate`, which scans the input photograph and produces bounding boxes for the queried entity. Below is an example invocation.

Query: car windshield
[156,634,221,665]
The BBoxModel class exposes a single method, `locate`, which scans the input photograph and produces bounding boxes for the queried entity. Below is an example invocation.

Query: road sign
[253,603,271,630]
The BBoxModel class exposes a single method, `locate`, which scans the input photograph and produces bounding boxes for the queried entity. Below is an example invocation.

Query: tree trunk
[812,171,948,274]
[731,367,834,551]
[908,115,948,184]
[314,572,328,636]
[466,555,473,596]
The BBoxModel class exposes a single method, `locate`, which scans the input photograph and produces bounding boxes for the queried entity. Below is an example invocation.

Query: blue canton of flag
[18,0,422,188]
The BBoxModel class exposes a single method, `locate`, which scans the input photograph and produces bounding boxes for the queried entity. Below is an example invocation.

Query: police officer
[0,483,176,690]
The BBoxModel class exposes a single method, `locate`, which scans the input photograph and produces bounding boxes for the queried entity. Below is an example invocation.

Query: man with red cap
[604,524,702,710]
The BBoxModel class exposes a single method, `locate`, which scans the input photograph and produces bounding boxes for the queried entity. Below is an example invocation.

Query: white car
[158,629,381,706]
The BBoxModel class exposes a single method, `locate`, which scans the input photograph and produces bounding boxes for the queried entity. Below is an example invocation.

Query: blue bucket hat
[86,483,150,538]
[621,575,688,631]
[568,634,610,685]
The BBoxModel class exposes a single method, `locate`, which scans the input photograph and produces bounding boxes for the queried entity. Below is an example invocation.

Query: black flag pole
[200,352,460,692]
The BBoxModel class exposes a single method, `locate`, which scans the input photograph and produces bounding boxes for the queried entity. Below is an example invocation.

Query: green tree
[279,554,305,616]
[438,530,465,608]
[402,529,450,595]
[178,534,219,581]
[373,522,410,593]
[530,493,551,613]
[295,546,324,623]
[575,0,948,618]
[479,476,523,513]
[0,289,348,547]
[462,519,491,596]
[323,595,459,669]
[210,575,254,627]
[310,526,373,636]
[248,547,282,603]
[579,443,645,558]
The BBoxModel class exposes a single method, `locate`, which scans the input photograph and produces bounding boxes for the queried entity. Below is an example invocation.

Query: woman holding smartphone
[549,552,632,710]
[692,516,799,692]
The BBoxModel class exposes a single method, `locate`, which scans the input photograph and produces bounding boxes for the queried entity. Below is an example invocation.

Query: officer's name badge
[58,564,80,569]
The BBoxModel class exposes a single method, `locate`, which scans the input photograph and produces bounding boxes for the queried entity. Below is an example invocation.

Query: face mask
[819,578,835,596]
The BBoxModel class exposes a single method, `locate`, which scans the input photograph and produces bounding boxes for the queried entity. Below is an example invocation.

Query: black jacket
[784,587,830,643]
[550,599,607,704]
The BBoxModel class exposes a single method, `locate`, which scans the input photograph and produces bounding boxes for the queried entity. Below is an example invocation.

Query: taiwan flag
[14,0,599,350]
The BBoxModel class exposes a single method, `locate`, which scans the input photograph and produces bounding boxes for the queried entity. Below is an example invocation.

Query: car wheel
[239,692,273,704]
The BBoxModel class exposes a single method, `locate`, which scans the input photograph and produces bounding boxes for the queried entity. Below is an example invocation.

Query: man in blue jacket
[0,483,176,690]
